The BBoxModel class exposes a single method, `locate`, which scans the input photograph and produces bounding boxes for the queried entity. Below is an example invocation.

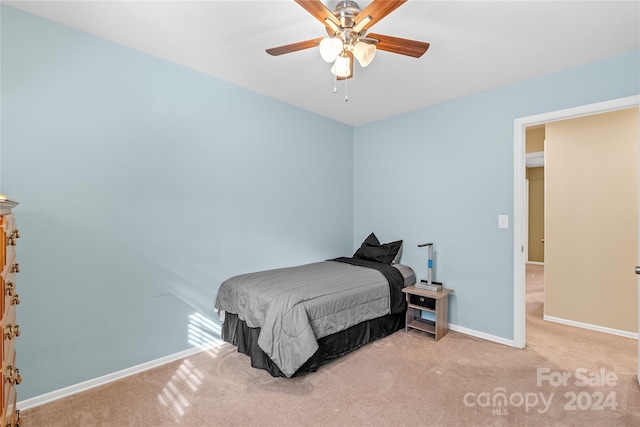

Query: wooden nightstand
[402,285,452,341]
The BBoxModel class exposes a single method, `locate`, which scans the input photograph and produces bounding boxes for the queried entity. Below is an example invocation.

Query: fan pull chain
[344,76,348,102]
[330,73,349,102]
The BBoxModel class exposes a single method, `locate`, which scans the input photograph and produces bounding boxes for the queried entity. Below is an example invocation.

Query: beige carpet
[22,265,640,426]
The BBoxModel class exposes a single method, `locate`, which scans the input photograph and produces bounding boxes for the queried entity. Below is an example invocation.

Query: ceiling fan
[266,0,430,81]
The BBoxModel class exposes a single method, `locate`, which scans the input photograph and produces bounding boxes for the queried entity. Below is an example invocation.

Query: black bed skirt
[221,312,405,377]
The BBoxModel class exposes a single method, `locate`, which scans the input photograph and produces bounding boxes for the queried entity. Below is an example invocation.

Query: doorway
[512,95,640,349]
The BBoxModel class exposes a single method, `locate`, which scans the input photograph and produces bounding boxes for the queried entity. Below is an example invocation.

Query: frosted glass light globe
[331,55,351,78]
[319,37,343,63]
[353,42,376,67]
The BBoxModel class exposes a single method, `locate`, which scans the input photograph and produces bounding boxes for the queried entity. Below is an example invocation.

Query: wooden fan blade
[336,52,354,80]
[295,0,341,30]
[368,33,430,58]
[266,38,323,56]
[355,0,407,30]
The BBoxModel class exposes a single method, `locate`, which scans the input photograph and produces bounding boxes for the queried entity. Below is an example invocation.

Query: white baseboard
[17,340,224,411]
[543,315,638,340]
[448,323,515,347]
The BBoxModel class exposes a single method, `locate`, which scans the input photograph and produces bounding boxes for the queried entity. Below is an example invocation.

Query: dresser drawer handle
[9,229,20,246]
[4,324,20,339]
[11,263,20,273]
[6,365,21,385]
[6,229,19,246]
[5,282,15,296]
[11,293,20,306]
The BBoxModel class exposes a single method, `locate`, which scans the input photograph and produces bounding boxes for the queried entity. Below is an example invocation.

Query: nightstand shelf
[402,285,452,341]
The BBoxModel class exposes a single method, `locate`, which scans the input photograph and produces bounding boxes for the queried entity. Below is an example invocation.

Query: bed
[214,233,415,377]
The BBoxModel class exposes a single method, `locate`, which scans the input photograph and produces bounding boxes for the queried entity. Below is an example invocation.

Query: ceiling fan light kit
[266,0,430,99]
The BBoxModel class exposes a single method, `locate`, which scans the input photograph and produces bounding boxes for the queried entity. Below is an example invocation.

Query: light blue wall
[1,6,354,400]
[354,50,640,340]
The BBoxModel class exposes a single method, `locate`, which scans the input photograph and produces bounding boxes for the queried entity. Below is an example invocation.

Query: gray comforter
[215,260,404,377]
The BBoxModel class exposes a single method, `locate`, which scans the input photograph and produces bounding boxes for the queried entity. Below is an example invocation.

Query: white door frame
[525,178,529,263]
[512,94,640,349]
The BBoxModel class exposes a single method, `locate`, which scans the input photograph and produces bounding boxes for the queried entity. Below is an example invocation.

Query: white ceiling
[4,0,639,126]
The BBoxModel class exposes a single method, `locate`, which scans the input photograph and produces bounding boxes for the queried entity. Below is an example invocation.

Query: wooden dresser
[0,198,20,427]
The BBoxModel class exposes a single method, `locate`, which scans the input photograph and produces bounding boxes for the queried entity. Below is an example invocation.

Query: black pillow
[360,232,380,247]
[354,233,403,264]
[353,232,379,259]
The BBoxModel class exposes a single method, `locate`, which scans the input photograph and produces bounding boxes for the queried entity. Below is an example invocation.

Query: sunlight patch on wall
[188,312,223,349]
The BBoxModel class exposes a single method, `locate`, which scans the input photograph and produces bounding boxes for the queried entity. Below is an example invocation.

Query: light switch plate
[498,214,509,229]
